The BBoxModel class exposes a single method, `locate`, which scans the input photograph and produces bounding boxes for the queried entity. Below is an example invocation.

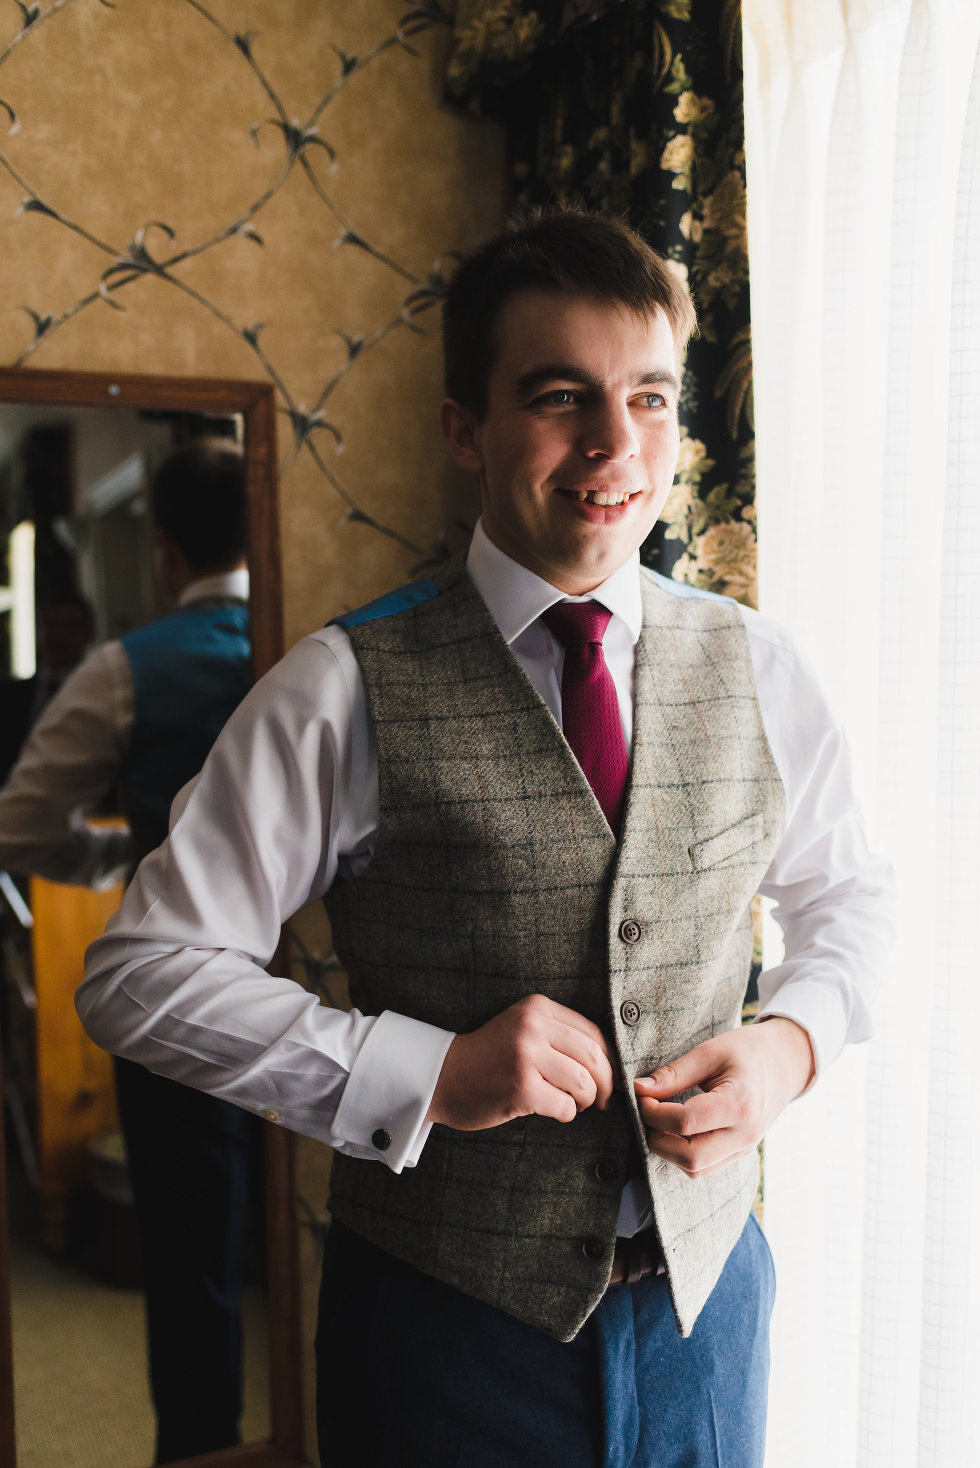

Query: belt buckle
[610,1228,660,1287]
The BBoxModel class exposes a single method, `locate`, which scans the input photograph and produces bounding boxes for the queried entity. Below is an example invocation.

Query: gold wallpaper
[0,3,505,1459]
[0,0,505,646]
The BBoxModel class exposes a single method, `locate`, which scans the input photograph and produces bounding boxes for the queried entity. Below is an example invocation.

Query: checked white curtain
[742,2,980,1465]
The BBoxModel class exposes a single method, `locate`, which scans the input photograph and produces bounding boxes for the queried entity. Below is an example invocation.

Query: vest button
[594,1159,619,1183]
[372,1128,392,1151]
[581,1236,606,1261]
[620,999,641,1026]
[619,919,642,944]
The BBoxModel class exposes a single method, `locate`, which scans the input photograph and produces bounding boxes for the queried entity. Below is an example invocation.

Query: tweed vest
[324,556,785,1341]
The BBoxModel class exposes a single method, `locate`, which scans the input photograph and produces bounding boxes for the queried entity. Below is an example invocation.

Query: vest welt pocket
[688,813,765,871]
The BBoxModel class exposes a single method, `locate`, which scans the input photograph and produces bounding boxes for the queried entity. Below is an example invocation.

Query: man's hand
[425,993,615,1131]
[634,1017,816,1180]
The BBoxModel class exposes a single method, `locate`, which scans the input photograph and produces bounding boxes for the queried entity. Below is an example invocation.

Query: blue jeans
[316,1213,775,1467]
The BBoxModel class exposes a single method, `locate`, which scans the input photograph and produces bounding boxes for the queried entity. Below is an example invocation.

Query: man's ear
[440,398,483,476]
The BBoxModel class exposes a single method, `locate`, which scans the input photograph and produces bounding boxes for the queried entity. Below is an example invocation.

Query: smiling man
[446,290,682,593]
[78,210,893,1468]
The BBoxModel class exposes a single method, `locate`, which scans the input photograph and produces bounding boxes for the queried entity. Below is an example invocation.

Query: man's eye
[639,392,666,409]
[536,389,578,406]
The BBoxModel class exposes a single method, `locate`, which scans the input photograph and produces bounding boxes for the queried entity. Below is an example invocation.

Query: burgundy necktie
[541,600,629,836]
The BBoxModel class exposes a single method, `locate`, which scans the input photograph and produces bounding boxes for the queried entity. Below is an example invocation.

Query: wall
[0,0,504,644]
[0,2,505,1459]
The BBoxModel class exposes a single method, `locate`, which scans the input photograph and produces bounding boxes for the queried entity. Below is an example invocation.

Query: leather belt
[609,1228,664,1286]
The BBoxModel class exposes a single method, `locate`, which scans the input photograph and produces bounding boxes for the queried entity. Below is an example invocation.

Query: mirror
[0,368,302,1468]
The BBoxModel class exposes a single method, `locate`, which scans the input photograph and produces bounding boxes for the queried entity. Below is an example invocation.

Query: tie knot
[541,600,612,648]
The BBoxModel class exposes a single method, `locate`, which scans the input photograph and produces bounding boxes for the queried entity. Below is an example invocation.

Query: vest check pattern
[541,600,628,836]
[324,557,786,1342]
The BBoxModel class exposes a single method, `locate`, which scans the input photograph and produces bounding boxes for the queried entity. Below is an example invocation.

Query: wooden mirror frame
[0,367,304,1468]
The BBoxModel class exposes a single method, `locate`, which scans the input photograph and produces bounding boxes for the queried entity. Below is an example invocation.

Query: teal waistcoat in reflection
[120,599,250,862]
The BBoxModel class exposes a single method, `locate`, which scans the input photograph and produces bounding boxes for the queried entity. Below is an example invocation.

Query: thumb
[634,1042,717,1098]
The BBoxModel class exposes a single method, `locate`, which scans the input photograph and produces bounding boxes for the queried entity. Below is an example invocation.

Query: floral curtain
[446,0,758,610]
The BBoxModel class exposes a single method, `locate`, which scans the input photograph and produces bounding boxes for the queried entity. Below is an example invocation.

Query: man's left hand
[634,1018,816,1180]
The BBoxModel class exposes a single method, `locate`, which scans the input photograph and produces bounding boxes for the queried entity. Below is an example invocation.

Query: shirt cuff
[331,1009,456,1174]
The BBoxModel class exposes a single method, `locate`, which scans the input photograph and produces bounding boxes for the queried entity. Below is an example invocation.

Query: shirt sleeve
[76,627,454,1172]
[0,642,134,889]
[743,608,896,1079]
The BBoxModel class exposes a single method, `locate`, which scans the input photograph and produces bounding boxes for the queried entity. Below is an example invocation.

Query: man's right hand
[424,993,615,1131]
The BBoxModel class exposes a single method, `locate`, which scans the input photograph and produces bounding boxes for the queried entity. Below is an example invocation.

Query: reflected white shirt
[78,527,894,1228]
[0,570,250,890]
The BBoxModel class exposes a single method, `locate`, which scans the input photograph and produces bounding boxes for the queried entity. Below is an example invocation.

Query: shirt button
[594,1159,619,1183]
[620,1000,641,1027]
[619,919,642,945]
[372,1128,392,1151]
[263,1109,281,1123]
[581,1236,606,1261]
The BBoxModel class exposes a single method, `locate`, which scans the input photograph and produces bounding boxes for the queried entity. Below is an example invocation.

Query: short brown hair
[150,441,247,574]
[442,207,697,418]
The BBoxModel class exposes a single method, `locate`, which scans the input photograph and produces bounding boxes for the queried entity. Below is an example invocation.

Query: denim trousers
[316,1212,775,1468]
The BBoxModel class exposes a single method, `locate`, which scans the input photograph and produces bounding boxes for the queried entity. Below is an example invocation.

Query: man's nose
[579,399,639,461]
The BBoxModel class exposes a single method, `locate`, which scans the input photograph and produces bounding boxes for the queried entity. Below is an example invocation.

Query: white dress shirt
[0,570,250,889]
[78,527,894,1233]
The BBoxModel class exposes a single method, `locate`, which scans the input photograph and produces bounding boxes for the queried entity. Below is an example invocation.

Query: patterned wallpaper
[0,0,505,646]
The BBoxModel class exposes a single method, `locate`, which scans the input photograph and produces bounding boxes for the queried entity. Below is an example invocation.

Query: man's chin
[543,538,643,595]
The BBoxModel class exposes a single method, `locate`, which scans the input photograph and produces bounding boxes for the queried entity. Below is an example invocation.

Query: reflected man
[0,440,257,1463]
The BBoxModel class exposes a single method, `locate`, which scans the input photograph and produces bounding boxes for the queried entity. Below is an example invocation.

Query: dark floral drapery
[446,0,758,611]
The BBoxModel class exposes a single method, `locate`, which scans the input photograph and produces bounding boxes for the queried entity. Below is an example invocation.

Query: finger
[514,997,614,1106]
[646,1126,725,1171]
[637,1085,744,1138]
[646,1129,757,1179]
[688,1148,759,1179]
[539,1048,599,1113]
[526,1073,578,1125]
[634,1040,727,1098]
[545,997,609,1035]
[542,999,615,1060]
[553,1023,615,1109]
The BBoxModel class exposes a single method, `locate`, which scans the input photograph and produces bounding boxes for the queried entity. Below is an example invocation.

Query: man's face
[442,290,682,594]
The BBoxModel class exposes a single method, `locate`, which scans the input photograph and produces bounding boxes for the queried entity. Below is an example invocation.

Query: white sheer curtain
[742,2,980,1464]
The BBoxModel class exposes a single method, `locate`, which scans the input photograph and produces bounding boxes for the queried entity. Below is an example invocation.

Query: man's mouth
[560,488,637,506]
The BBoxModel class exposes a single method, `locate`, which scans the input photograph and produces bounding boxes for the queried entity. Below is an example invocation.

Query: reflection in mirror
[0,401,271,1466]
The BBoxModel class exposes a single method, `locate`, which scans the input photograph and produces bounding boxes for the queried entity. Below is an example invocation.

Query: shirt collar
[465,519,643,646]
[177,568,250,608]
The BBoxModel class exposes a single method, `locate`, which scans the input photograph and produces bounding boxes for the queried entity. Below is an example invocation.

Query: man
[0,440,256,1464]
[0,441,249,891]
[79,211,893,1467]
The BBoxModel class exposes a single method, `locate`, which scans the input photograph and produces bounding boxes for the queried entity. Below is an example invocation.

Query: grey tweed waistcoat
[324,556,785,1341]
